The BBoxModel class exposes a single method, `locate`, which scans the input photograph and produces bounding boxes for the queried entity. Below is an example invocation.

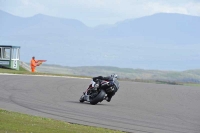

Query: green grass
[19,66,28,71]
[0,66,30,74]
[1,67,200,87]
[183,83,200,87]
[0,67,91,79]
[0,109,123,133]
[37,65,200,84]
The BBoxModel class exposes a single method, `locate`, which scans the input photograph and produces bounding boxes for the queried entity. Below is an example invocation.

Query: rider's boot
[106,92,115,102]
[105,96,112,102]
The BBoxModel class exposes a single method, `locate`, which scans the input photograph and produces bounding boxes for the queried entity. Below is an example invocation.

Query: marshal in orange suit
[30,56,39,72]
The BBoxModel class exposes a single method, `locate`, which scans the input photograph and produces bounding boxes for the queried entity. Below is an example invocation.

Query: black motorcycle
[79,76,119,105]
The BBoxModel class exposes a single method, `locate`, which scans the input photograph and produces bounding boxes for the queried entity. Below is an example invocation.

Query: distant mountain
[0,10,90,36]
[97,13,200,44]
[0,10,200,70]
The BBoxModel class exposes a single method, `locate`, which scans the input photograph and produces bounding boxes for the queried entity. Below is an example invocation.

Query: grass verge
[0,109,123,133]
[1,67,200,87]
[0,67,91,79]
[183,83,200,87]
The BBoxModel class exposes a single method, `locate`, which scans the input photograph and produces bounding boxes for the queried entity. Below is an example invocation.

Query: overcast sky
[0,0,200,27]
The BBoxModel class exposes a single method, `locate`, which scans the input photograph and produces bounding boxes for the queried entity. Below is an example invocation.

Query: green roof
[0,45,20,48]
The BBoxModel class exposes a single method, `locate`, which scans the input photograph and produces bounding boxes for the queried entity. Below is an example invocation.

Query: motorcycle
[79,76,119,105]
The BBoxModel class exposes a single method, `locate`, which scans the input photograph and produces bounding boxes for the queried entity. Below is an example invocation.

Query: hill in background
[36,64,200,83]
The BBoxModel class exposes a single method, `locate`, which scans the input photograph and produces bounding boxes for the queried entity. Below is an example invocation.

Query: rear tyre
[90,90,106,105]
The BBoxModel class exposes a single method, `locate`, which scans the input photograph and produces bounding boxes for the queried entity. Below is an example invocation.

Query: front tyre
[90,90,106,105]
[79,95,84,103]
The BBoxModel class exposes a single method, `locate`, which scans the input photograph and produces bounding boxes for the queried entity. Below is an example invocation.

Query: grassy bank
[0,66,31,74]
[1,67,200,87]
[37,65,200,83]
[183,83,200,87]
[0,67,91,79]
[0,109,123,133]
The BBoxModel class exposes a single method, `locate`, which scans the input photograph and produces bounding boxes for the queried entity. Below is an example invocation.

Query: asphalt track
[0,74,200,133]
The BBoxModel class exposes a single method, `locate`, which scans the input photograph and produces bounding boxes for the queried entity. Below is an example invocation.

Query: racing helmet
[111,73,118,79]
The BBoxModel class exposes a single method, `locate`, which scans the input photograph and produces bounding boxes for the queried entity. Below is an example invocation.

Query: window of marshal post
[2,48,10,59]
[12,48,19,59]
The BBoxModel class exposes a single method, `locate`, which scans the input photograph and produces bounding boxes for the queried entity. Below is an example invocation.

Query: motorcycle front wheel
[79,95,84,103]
[90,90,106,105]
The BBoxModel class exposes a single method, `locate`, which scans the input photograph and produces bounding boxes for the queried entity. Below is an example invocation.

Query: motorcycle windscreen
[113,78,119,90]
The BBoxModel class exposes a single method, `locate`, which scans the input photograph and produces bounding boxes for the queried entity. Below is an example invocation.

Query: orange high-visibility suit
[30,59,38,72]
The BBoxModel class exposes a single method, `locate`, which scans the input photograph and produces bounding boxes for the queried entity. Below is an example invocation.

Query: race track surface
[0,74,200,133]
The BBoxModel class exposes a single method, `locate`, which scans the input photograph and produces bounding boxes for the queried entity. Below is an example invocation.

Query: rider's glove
[109,81,114,86]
